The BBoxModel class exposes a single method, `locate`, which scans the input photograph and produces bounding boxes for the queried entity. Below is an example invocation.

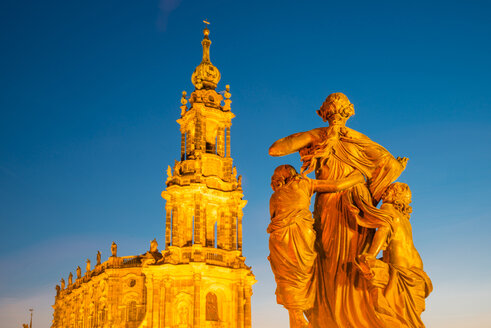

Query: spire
[191,26,221,90]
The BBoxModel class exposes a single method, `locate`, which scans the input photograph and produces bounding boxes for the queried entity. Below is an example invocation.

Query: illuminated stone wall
[52,257,146,328]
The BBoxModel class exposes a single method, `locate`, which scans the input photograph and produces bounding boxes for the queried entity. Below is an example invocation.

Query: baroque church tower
[50,27,255,328]
[149,26,256,327]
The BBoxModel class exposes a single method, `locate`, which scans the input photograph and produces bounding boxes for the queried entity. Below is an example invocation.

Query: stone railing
[163,245,245,268]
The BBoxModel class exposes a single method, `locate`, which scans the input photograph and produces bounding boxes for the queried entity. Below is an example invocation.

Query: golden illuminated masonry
[51,27,256,328]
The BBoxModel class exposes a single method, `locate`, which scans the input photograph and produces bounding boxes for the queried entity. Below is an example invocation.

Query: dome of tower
[191,27,221,90]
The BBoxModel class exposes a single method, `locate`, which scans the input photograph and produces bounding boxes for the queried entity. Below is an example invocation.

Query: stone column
[244,286,252,328]
[181,132,185,160]
[186,131,192,158]
[160,279,165,328]
[195,115,202,154]
[146,275,154,326]
[201,118,207,154]
[165,205,171,248]
[164,278,172,328]
[172,205,179,247]
[237,282,245,328]
[226,127,231,157]
[237,214,243,253]
[193,273,201,327]
[217,127,225,157]
[217,211,224,249]
[186,206,194,246]
[231,211,238,250]
[152,277,161,328]
[205,208,213,247]
[225,211,232,250]
[194,198,201,245]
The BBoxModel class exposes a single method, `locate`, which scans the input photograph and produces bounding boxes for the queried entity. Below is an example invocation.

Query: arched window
[206,292,219,321]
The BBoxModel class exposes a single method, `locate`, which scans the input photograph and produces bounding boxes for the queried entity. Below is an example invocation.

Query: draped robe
[268,178,317,311]
[302,126,405,328]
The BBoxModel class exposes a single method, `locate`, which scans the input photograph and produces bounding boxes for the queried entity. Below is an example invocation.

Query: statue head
[150,238,158,253]
[317,93,354,126]
[271,164,299,191]
[382,182,413,217]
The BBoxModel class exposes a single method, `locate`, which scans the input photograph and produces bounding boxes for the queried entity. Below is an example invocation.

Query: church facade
[51,27,256,328]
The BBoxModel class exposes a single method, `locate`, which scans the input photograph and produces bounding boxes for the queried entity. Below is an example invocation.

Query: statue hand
[397,157,409,169]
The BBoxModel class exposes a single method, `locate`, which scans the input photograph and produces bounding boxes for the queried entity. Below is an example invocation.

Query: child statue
[356,182,433,328]
[268,164,365,328]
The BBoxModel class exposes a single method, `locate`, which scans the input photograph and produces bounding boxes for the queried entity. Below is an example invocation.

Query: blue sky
[1,0,490,326]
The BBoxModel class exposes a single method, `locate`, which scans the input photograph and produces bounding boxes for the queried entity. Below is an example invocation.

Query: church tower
[143,26,256,328]
[50,26,255,328]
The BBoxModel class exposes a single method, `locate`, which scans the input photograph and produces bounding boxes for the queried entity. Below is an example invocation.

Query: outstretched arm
[269,131,317,157]
[312,171,365,193]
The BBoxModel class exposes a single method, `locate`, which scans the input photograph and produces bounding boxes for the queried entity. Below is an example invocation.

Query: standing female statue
[269,93,407,328]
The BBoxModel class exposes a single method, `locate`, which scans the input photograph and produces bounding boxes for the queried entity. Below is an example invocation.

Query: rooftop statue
[269,93,431,328]
[140,238,163,264]
[111,241,117,257]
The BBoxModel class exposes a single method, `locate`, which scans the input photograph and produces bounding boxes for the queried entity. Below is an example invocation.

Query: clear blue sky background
[1,0,490,326]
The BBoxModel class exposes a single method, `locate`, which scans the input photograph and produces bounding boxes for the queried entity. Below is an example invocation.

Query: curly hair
[317,92,355,122]
[271,164,300,190]
[381,182,413,217]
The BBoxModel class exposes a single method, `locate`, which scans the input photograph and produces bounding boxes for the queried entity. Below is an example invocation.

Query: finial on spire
[191,22,221,90]
[223,85,232,111]
[203,20,210,38]
[180,91,188,115]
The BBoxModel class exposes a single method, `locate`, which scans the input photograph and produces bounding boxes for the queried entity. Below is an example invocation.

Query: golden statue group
[268,93,433,328]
